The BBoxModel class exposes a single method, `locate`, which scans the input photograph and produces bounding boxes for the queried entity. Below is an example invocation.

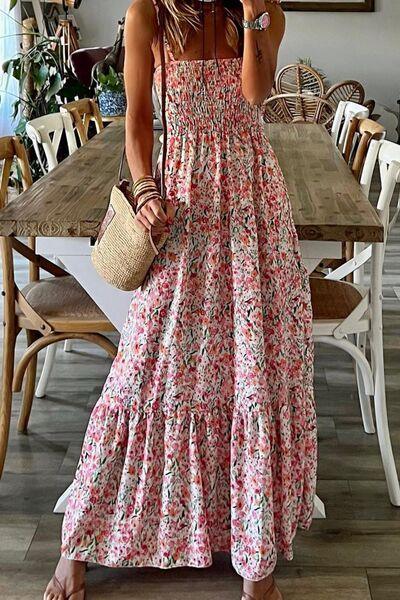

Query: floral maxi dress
[61,52,318,581]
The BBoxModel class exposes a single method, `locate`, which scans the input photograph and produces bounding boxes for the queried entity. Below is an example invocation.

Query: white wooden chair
[360,139,400,234]
[26,113,80,398]
[331,100,370,153]
[311,145,400,506]
[26,112,78,175]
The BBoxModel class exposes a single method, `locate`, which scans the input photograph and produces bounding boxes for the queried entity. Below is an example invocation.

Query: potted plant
[95,67,126,117]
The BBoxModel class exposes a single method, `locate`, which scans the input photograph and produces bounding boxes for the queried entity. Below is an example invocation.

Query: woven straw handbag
[91,1,169,292]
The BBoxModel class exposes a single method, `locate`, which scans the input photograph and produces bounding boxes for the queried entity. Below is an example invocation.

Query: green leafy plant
[95,67,125,95]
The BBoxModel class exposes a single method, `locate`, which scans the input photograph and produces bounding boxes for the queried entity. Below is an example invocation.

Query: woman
[44,0,317,598]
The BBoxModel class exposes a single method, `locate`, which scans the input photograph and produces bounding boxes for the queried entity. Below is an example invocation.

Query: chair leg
[314,335,374,396]
[370,242,400,506]
[13,332,117,393]
[373,335,400,506]
[0,320,17,478]
[18,330,40,433]
[356,332,375,434]
[35,343,58,399]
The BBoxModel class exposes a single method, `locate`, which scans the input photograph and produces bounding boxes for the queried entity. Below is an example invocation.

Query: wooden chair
[336,117,385,274]
[343,117,386,181]
[264,93,335,128]
[331,100,370,153]
[26,112,78,175]
[26,112,82,397]
[324,80,365,109]
[0,136,117,478]
[364,99,376,118]
[311,147,400,506]
[361,139,400,236]
[275,63,325,97]
[341,137,400,295]
[60,98,104,146]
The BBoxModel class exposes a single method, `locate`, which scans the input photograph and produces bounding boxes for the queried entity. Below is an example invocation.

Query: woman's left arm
[241,0,286,105]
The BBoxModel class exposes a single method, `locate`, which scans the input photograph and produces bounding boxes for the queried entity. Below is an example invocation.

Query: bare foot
[44,556,86,600]
[242,575,283,600]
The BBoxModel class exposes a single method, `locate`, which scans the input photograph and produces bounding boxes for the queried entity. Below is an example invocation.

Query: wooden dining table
[0,120,383,329]
[0,120,384,516]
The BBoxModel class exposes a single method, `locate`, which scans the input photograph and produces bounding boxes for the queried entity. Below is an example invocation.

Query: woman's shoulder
[125,0,158,27]
[125,0,158,39]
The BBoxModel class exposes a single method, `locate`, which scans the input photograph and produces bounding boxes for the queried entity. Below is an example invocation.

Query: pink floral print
[60,55,318,581]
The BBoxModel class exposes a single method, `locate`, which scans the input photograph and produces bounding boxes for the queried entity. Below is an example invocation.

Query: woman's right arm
[124,0,169,233]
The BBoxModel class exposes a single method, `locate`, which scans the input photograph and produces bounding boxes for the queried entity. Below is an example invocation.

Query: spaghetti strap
[151,0,175,62]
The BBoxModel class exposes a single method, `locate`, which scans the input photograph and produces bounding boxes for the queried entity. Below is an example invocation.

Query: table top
[0,120,383,242]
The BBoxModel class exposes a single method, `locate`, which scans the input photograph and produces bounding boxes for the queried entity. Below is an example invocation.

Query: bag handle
[118,0,167,201]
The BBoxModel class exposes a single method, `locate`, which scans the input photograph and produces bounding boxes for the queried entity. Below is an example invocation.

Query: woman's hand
[134,196,177,236]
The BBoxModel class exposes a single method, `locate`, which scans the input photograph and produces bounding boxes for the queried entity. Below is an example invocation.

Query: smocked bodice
[153,56,265,136]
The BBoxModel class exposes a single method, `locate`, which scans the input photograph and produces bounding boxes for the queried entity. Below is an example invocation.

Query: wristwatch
[242,11,271,31]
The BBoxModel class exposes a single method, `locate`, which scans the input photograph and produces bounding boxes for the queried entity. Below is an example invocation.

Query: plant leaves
[37,64,49,86]
[14,116,27,136]
[45,73,63,101]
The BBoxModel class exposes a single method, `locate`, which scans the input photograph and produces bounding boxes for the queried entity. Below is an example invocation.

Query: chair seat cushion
[310,276,365,321]
[18,275,115,332]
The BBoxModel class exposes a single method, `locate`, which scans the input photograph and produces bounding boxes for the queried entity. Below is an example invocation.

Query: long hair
[158,0,244,57]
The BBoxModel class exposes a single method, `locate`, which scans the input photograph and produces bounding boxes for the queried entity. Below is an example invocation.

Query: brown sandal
[242,576,283,600]
[43,574,86,600]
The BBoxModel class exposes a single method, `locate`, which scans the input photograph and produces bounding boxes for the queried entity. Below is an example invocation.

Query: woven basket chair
[324,80,366,109]
[264,93,335,128]
[275,63,325,97]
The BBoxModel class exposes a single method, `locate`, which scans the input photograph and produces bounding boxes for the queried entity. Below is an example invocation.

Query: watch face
[258,12,270,29]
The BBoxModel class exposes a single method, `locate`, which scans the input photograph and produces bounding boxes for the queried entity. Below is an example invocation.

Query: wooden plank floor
[0,173,399,599]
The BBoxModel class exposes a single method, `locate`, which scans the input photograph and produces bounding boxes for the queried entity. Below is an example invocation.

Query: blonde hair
[157,0,244,57]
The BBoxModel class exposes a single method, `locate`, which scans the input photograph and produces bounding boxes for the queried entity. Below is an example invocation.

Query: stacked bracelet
[133,175,158,198]
[133,175,163,213]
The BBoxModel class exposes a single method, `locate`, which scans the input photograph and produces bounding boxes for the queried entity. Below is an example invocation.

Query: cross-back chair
[343,116,386,181]
[311,144,400,506]
[60,98,104,146]
[26,112,78,175]
[0,136,117,478]
[331,100,370,153]
[360,139,400,236]
[264,93,335,128]
[26,112,81,398]
[338,117,385,277]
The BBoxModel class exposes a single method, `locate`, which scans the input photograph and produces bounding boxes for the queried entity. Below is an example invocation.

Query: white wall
[77,0,400,138]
